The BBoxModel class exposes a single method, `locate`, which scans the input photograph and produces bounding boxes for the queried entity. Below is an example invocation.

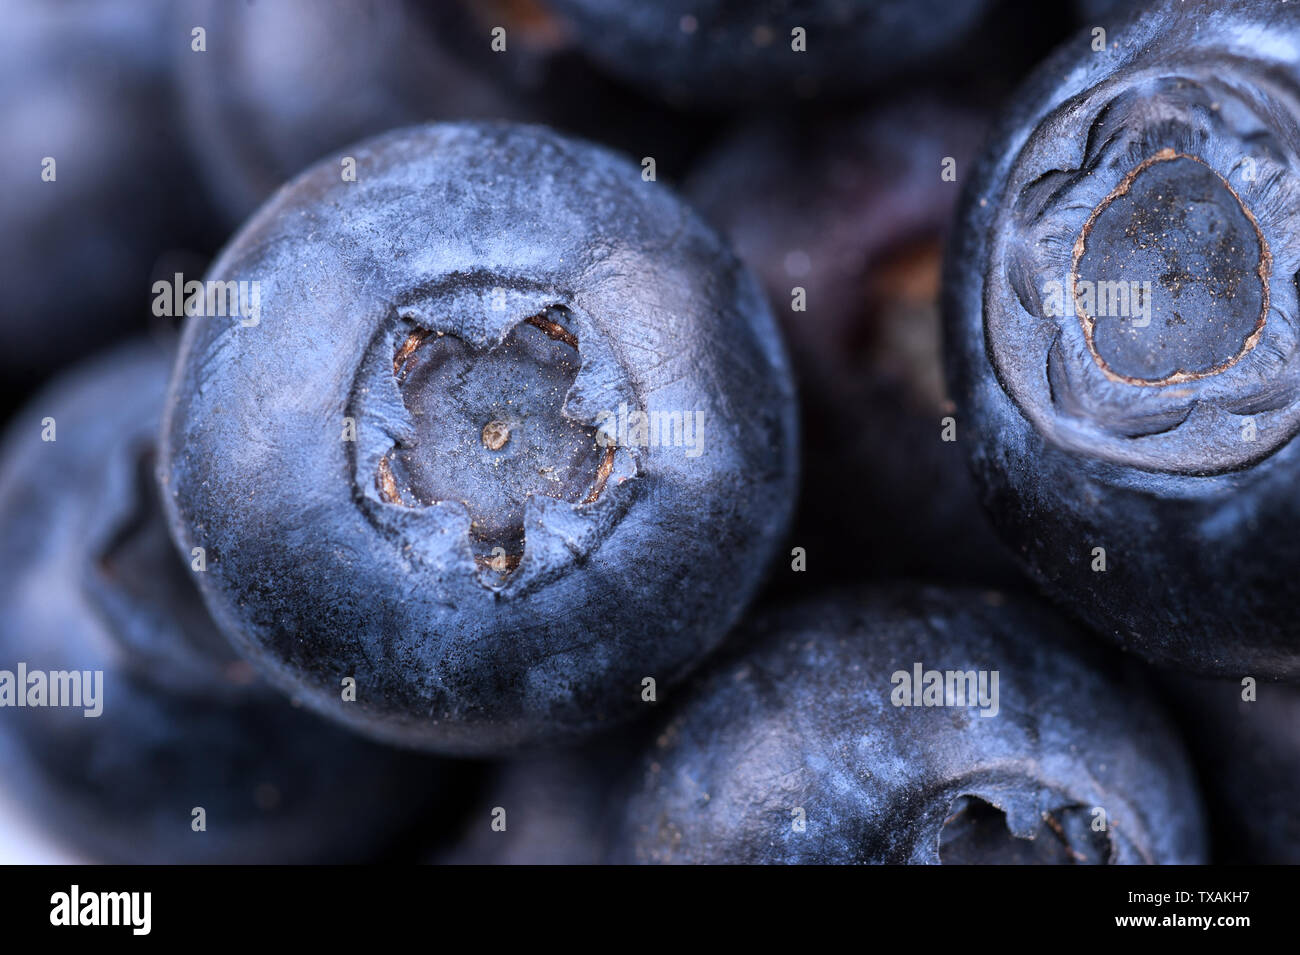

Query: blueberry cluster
[0,0,1295,865]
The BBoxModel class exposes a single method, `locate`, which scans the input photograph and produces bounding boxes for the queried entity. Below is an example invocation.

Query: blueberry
[944,0,1300,677]
[176,0,710,228]
[175,0,516,225]
[434,735,640,865]
[0,342,458,863]
[1072,0,1134,23]
[0,0,212,390]
[541,0,994,107]
[609,588,1206,864]
[1161,675,1300,863]
[159,122,799,755]
[687,98,1019,586]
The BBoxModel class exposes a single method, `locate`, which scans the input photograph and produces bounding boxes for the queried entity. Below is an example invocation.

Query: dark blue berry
[686,98,1018,586]
[0,0,211,389]
[1162,675,1300,864]
[0,342,458,863]
[543,0,994,106]
[159,122,799,755]
[944,0,1300,676]
[610,588,1206,864]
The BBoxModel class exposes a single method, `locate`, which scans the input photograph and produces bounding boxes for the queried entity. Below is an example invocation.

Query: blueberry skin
[434,736,640,865]
[0,343,456,864]
[0,0,210,390]
[610,588,1206,864]
[159,122,799,755]
[686,100,1020,587]
[944,0,1300,677]
[1161,676,1300,864]
[176,0,713,228]
[176,0,516,225]
[1073,0,1135,23]
[542,0,991,107]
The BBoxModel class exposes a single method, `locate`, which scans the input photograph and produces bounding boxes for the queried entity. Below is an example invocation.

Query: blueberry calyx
[352,285,638,593]
[991,72,1300,474]
[939,795,1112,865]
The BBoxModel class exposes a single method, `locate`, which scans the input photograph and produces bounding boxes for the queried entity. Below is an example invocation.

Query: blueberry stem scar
[481,420,512,450]
[1070,147,1271,387]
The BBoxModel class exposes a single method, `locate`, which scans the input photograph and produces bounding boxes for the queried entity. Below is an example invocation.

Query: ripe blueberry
[159,122,799,755]
[945,0,1300,676]
[176,0,517,225]
[1161,675,1300,863]
[0,343,456,863]
[435,736,638,865]
[609,588,1206,864]
[0,0,211,389]
[542,0,993,106]
[176,0,709,228]
[686,98,1019,585]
